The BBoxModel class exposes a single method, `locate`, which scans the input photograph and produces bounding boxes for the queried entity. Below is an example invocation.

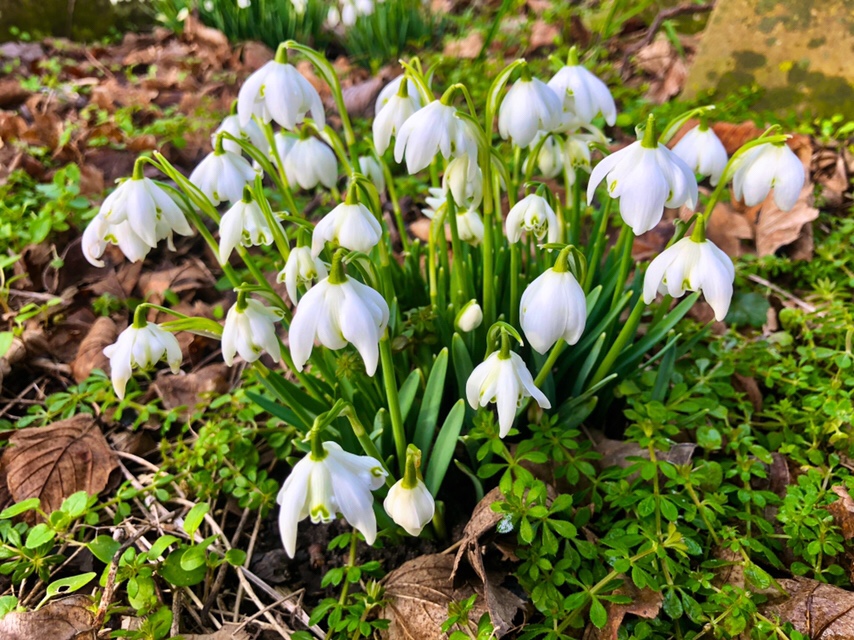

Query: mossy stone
[682,0,854,117]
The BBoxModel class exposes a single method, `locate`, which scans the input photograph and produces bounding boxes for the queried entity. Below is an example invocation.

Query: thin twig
[620,2,715,78]
[747,273,817,313]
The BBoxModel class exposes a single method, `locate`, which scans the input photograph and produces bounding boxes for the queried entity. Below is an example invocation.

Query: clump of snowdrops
[83,42,805,559]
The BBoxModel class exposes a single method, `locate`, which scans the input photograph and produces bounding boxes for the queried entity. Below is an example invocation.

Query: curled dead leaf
[0,594,96,640]
[584,580,663,640]
[443,33,484,59]
[153,364,230,412]
[71,317,118,383]
[383,553,522,639]
[761,578,854,639]
[1,414,117,518]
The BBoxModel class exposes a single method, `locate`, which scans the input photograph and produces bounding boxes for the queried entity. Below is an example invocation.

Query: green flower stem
[259,123,300,216]
[402,444,421,488]
[343,407,395,487]
[322,125,353,177]
[584,198,612,292]
[534,339,566,387]
[589,295,645,388]
[446,194,469,310]
[376,153,409,252]
[610,223,634,309]
[509,242,520,327]
[252,177,291,262]
[569,175,583,246]
[379,335,407,476]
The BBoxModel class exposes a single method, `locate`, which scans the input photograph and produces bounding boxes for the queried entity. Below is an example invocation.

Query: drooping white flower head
[520,249,587,354]
[498,76,562,148]
[384,477,435,537]
[672,125,728,186]
[373,89,420,156]
[587,120,698,235]
[273,131,298,168]
[377,76,422,114]
[548,54,617,128]
[421,188,485,246]
[218,192,277,264]
[237,53,325,131]
[311,201,382,257]
[466,348,551,438]
[455,300,483,332]
[214,113,268,156]
[732,142,804,211]
[190,144,257,206]
[643,232,735,322]
[279,246,328,303]
[104,322,182,400]
[506,193,560,244]
[290,0,307,12]
[394,100,478,176]
[277,441,386,557]
[328,0,374,26]
[82,174,192,267]
[284,137,338,191]
[524,133,564,179]
[443,154,483,209]
[358,155,386,194]
[221,298,282,366]
[290,257,390,375]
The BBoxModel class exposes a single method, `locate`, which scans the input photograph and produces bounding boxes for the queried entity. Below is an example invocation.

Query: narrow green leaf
[183,503,209,538]
[45,572,96,600]
[413,348,448,458]
[425,400,465,495]
[451,333,474,402]
[398,369,422,424]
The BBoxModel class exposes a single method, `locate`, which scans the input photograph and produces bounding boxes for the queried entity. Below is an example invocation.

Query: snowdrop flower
[290,0,307,12]
[422,189,485,246]
[273,131,297,167]
[466,339,550,438]
[311,198,382,257]
[214,112,268,156]
[456,300,483,332]
[221,297,282,366]
[548,50,617,127]
[104,321,182,400]
[394,100,478,176]
[290,253,389,375]
[284,137,338,191]
[278,440,386,558]
[190,139,256,205]
[498,74,562,148]
[524,133,564,179]
[643,221,735,321]
[443,154,483,209]
[376,75,422,113]
[520,248,587,354]
[217,190,277,264]
[358,155,386,194]
[373,83,421,156]
[82,171,192,267]
[384,445,434,537]
[587,117,698,235]
[237,0,250,8]
[506,193,560,243]
[237,48,325,130]
[672,124,728,186]
[732,141,804,211]
[279,245,327,303]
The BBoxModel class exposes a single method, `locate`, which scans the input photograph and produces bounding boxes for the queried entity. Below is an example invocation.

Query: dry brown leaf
[751,184,819,259]
[732,373,763,412]
[383,554,522,639]
[585,580,663,640]
[829,485,854,541]
[1,415,117,518]
[635,37,686,104]
[138,259,216,306]
[342,74,388,119]
[529,21,560,52]
[152,364,230,411]
[761,578,854,639]
[711,121,763,155]
[443,33,484,59]
[71,317,117,383]
[0,595,96,640]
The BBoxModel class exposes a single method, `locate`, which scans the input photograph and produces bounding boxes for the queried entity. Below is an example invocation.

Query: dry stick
[172,498,309,639]
[620,2,716,79]
[234,593,303,633]
[231,512,262,622]
[171,590,183,638]
[202,507,252,618]
[747,273,817,313]
[94,526,154,628]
